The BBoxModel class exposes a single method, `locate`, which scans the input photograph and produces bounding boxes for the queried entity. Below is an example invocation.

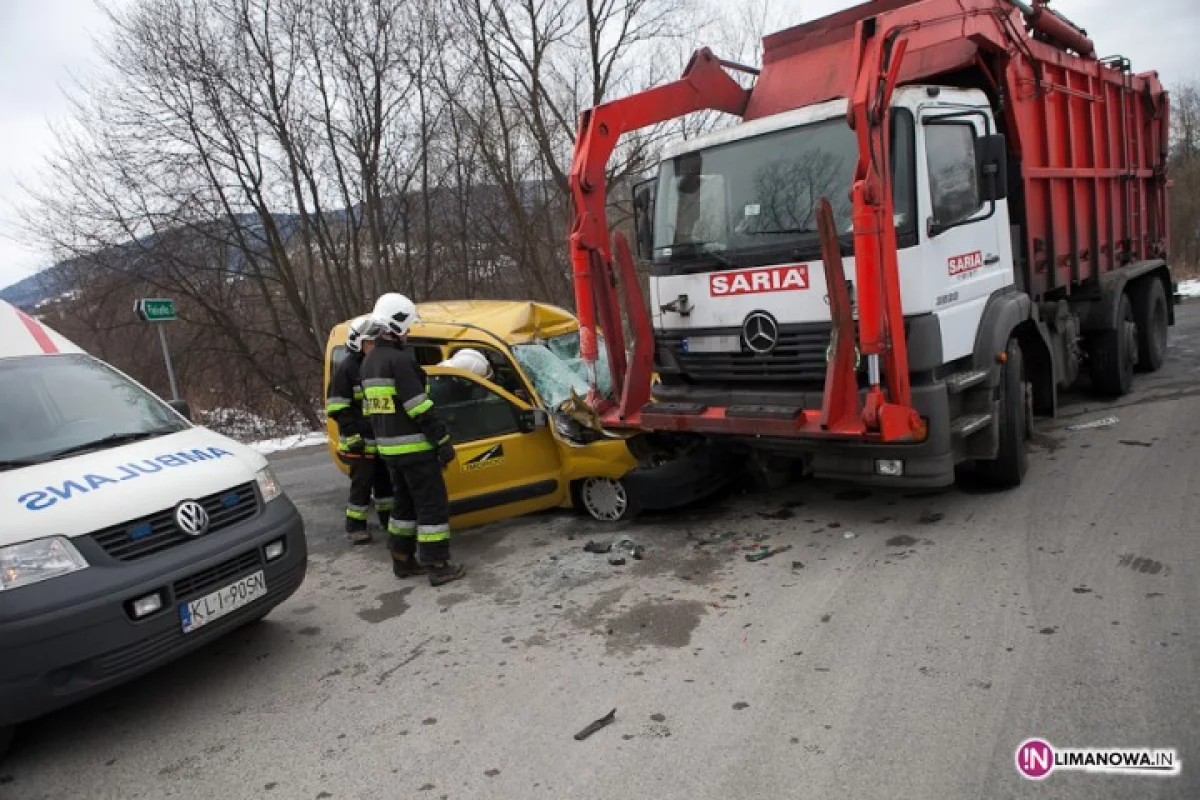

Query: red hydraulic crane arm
[568,49,750,401]
[846,20,922,439]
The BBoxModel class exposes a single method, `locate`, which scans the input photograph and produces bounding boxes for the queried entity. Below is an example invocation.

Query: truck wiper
[44,428,177,461]
[748,226,818,236]
[659,242,738,268]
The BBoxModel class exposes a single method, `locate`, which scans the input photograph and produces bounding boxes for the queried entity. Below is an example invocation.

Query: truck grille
[90,483,260,561]
[658,322,834,384]
[173,550,262,600]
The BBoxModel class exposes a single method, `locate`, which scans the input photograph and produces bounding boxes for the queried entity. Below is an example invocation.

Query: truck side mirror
[518,408,548,433]
[632,178,657,261]
[977,133,1008,201]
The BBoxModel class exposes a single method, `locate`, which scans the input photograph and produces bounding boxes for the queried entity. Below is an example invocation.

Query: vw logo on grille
[175,500,210,537]
[742,311,779,355]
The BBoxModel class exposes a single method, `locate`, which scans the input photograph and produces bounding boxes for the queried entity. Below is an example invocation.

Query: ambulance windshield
[0,354,187,469]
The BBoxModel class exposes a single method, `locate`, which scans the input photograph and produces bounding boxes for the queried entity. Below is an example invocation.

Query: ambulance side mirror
[168,399,192,421]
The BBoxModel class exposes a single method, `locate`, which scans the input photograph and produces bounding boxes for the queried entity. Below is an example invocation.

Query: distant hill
[0,181,554,310]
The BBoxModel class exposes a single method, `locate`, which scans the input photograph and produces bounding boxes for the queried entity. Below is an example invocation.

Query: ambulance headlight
[256,466,284,503]
[0,537,89,591]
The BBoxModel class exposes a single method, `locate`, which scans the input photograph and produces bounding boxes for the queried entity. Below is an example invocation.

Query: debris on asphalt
[691,531,737,547]
[583,540,612,554]
[918,511,944,524]
[1118,439,1153,447]
[745,544,793,562]
[758,508,796,520]
[791,561,805,570]
[574,708,617,741]
[608,556,627,566]
[613,536,645,560]
[1066,415,1118,432]
[842,531,856,539]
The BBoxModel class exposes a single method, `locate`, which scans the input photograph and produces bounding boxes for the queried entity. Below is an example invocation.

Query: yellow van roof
[414,300,578,344]
[329,300,579,347]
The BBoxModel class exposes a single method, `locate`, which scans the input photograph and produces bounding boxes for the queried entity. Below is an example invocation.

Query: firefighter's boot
[388,535,426,579]
[345,516,373,545]
[418,541,466,586]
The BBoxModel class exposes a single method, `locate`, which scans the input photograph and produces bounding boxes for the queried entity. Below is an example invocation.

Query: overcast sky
[1,0,1197,290]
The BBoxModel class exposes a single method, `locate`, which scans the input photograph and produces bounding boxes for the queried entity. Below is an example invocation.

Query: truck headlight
[256,466,284,503]
[0,537,89,591]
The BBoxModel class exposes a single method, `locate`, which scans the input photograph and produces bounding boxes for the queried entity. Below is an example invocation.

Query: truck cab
[640,86,1015,485]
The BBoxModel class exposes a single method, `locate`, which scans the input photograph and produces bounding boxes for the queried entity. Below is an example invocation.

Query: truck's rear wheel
[1132,277,1168,373]
[1089,292,1137,397]
[976,338,1029,488]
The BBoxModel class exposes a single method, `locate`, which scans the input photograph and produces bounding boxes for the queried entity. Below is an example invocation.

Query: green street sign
[135,298,176,322]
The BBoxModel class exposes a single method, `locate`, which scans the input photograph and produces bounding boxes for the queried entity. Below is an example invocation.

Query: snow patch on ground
[196,407,327,454]
[248,431,328,454]
[1177,279,1200,299]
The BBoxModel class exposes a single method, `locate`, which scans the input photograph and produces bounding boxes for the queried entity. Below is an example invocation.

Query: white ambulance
[0,300,307,757]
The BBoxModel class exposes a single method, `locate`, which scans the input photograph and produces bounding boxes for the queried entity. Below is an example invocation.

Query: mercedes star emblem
[742,311,779,355]
[175,500,211,537]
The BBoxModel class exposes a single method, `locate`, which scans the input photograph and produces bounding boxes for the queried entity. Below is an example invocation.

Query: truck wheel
[976,338,1028,488]
[575,477,640,522]
[1132,277,1168,372]
[1089,293,1137,396]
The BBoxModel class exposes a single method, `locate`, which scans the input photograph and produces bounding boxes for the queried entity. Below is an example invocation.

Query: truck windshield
[0,354,187,469]
[653,112,914,266]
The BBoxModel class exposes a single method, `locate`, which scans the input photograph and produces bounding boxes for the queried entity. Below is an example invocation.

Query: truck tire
[976,338,1028,488]
[1132,277,1168,373]
[1089,293,1137,396]
[0,725,13,761]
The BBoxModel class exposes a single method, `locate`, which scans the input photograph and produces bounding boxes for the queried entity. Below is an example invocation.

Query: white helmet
[345,314,380,353]
[441,348,492,379]
[372,292,420,337]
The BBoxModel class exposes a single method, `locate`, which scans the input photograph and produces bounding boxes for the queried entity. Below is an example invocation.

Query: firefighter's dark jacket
[360,338,450,457]
[325,351,374,451]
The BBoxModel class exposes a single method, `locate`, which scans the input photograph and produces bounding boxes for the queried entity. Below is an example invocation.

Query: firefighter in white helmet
[360,293,465,586]
[325,314,393,544]
[438,348,493,380]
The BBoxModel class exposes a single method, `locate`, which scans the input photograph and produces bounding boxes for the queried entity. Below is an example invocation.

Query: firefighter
[325,314,394,545]
[362,293,466,586]
[438,348,493,380]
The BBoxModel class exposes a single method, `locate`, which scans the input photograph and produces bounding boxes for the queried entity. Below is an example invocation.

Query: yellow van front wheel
[574,477,640,523]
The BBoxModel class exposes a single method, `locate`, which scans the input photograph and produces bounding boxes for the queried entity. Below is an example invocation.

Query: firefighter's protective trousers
[361,338,454,561]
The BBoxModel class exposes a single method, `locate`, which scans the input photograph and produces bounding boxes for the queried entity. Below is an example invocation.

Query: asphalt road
[5,305,1200,799]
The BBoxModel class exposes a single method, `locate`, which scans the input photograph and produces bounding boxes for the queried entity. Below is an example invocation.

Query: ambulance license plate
[180,571,267,633]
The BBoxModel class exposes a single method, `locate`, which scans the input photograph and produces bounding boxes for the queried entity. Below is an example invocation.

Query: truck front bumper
[0,497,307,728]
[651,381,956,489]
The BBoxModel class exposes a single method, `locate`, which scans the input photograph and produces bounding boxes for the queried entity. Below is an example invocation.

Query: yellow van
[323,301,724,530]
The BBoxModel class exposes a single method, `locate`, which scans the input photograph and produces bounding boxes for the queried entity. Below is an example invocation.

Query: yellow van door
[425,368,566,528]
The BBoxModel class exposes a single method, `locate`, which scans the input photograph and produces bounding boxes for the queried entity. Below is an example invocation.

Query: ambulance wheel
[1089,293,1137,396]
[575,478,639,522]
[1132,277,1168,373]
[0,725,13,760]
[976,338,1029,488]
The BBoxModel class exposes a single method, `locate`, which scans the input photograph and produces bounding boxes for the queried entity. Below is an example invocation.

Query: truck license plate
[180,571,267,633]
[682,335,741,353]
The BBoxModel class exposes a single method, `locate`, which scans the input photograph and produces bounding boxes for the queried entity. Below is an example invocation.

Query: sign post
[135,298,180,401]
